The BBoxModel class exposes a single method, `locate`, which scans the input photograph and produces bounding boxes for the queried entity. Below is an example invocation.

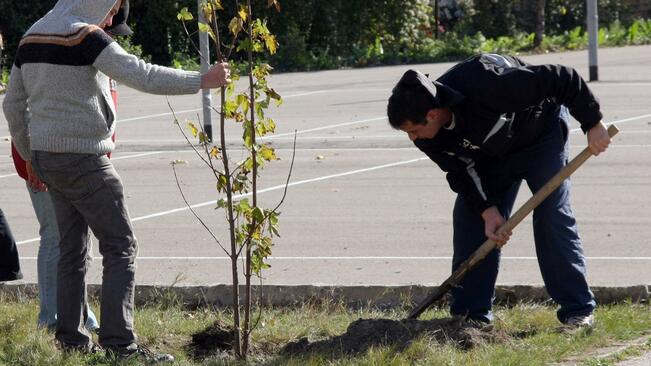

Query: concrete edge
[0,284,649,308]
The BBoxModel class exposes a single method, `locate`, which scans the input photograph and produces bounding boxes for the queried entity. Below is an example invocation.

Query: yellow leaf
[187,122,199,137]
[229,17,243,36]
[210,146,220,158]
[177,7,194,21]
[265,34,278,55]
[260,145,277,161]
[238,6,248,22]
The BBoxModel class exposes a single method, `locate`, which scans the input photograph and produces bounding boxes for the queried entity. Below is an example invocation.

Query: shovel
[408,124,620,319]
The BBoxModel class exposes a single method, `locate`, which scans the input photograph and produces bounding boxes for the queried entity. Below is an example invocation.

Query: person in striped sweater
[9,0,135,334]
[3,0,230,361]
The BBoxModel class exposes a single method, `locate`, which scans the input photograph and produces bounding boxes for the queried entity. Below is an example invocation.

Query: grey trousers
[32,151,137,347]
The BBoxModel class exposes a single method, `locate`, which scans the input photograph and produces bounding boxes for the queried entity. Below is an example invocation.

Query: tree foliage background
[1,0,650,72]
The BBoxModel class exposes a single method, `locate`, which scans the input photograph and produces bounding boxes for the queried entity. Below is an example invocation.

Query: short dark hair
[387,83,437,130]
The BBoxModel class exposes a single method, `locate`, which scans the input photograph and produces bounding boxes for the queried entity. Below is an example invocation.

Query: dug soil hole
[282,317,510,356]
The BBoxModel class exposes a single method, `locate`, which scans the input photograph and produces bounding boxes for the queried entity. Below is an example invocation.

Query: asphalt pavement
[1,45,650,287]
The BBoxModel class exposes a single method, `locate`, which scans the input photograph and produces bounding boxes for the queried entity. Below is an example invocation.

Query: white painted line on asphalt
[261,117,387,140]
[130,156,428,222]
[18,256,651,260]
[569,114,651,133]
[16,156,429,244]
[9,112,651,242]
[590,82,651,87]
[0,151,167,180]
[111,151,166,160]
[114,89,384,124]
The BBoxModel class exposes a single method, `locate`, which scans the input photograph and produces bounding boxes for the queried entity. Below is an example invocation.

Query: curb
[0,284,649,308]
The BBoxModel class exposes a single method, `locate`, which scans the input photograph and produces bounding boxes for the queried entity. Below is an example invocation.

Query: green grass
[0,297,649,365]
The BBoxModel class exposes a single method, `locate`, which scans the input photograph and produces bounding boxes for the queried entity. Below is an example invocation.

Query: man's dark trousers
[0,208,23,281]
[32,151,137,348]
[450,107,596,323]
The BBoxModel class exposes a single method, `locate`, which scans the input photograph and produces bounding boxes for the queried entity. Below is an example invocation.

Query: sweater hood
[25,0,119,36]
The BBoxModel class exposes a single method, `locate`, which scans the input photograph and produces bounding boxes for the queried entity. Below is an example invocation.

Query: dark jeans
[32,151,137,347]
[0,208,23,281]
[450,108,596,323]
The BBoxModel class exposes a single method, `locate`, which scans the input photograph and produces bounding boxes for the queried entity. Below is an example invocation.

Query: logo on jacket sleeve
[460,139,480,150]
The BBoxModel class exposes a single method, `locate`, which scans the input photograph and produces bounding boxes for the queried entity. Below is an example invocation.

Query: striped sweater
[3,0,202,161]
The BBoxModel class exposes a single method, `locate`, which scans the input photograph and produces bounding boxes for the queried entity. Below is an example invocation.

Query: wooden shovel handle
[407,124,620,319]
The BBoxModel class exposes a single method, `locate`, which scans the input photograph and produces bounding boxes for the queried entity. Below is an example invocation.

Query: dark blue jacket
[414,54,602,213]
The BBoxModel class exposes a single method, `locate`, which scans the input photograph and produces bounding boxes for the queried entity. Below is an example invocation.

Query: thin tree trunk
[533,0,546,49]
[242,0,256,358]
[212,12,242,357]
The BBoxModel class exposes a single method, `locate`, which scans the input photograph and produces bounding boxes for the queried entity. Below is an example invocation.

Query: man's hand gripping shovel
[407,124,620,320]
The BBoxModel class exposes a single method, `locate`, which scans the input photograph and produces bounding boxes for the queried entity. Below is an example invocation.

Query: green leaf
[226,82,236,98]
[177,7,194,21]
[224,100,238,118]
[265,87,281,101]
[199,132,209,145]
[252,41,264,53]
[236,38,252,53]
[252,207,264,222]
[243,124,254,148]
[236,94,250,115]
[255,103,265,121]
[216,198,227,209]
[269,212,279,225]
[235,199,252,215]
[253,64,273,79]
[197,23,216,42]
[270,224,280,237]
[216,174,228,193]
[266,118,276,133]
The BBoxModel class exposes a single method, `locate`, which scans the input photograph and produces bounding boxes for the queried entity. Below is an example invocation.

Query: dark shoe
[58,341,103,355]
[452,314,494,331]
[105,343,174,363]
[0,271,23,282]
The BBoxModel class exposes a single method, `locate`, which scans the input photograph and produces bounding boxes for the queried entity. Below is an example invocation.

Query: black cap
[394,69,464,108]
[106,0,133,36]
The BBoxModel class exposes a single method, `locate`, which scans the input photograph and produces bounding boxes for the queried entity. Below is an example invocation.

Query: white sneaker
[563,314,595,329]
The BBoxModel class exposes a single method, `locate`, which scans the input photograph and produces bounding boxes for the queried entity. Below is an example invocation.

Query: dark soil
[281,317,507,356]
[189,321,235,358]
[189,317,515,359]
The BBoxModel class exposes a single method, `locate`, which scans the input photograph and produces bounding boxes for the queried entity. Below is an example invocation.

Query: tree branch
[171,162,229,256]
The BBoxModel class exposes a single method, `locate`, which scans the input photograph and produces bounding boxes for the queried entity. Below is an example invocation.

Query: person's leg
[43,153,138,348]
[28,186,60,329]
[31,152,96,347]
[84,236,99,332]
[450,181,519,322]
[29,184,100,332]
[0,208,22,281]
[523,109,596,323]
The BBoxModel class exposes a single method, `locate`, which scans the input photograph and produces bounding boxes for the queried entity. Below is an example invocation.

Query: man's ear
[425,109,439,125]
